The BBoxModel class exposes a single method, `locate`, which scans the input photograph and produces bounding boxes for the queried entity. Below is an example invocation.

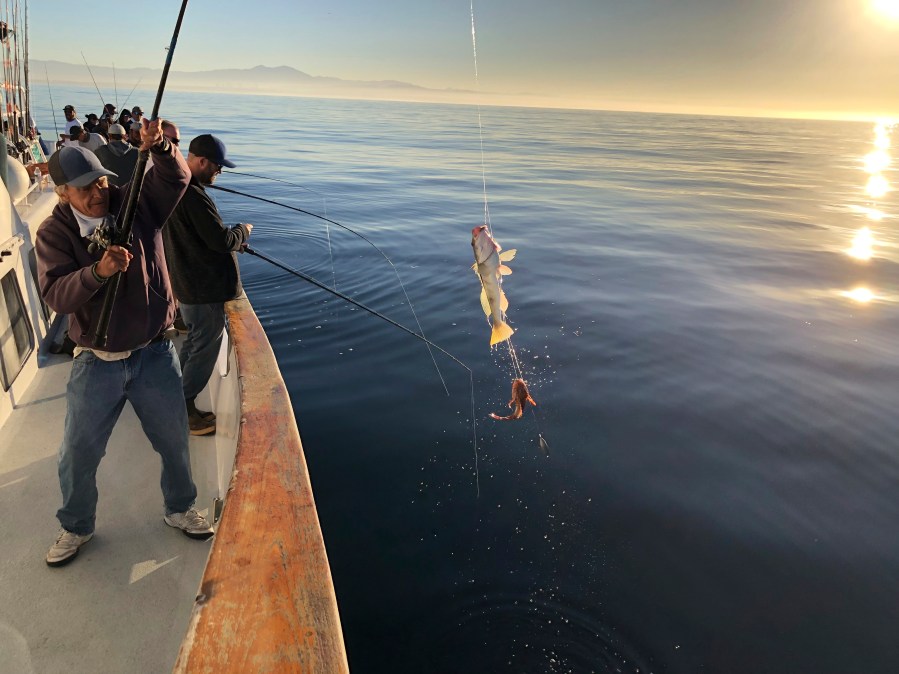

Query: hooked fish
[489,378,537,421]
[471,225,516,345]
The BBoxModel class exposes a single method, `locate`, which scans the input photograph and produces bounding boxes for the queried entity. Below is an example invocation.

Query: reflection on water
[845,123,894,302]
[866,173,889,198]
[848,226,874,260]
[843,287,875,303]
[863,149,890,173]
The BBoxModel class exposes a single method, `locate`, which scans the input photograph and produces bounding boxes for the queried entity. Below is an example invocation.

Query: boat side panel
[174,295,349,674]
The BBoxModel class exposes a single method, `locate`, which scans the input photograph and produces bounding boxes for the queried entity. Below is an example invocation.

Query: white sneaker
[164,508,214,539]
[46,529,94,567]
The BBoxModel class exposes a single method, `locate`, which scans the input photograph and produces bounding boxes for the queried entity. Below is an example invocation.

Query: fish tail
[489,404,523,421]
[490,320,514,346]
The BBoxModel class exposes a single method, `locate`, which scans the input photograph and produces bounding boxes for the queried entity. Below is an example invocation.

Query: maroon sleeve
[35,218,105,315]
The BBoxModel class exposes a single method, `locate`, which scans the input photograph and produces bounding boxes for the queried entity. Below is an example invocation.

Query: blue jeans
[57,339,197,535]
[179,303,225,403]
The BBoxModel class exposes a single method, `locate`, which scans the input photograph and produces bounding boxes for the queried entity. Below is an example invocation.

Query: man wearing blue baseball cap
[163,134,252,436]
[35,122,215,567]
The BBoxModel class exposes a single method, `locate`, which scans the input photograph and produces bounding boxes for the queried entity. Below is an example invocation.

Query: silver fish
[471,225,516,346]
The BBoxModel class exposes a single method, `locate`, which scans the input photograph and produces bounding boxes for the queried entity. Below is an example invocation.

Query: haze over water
[38,89,899,673]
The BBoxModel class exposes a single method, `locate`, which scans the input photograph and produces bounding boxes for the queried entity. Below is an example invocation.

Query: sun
[872,0,899,20]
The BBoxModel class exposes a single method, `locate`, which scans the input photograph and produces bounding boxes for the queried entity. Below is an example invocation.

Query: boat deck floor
[0,349,222,674]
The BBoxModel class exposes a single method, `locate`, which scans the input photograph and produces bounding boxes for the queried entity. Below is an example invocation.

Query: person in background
[131,106,144,128]
[35,121,214,568]
[94,123,137,186]
[95,103,118,139]
[145,119,181,174]
[129,122,143,147]
[161,119,180,147]
[62,104,80,137]
[163,135,252,436]
[65,125,107,153]
[118,109,133,134]
[83,113,99,134]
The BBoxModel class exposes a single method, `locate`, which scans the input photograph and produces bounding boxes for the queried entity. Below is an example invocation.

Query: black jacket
[163,177,250,304]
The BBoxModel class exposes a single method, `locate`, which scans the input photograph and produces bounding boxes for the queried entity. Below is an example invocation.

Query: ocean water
[35,89,899,673]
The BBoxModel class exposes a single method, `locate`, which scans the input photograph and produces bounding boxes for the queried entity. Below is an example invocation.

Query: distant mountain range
[33,60,504,106]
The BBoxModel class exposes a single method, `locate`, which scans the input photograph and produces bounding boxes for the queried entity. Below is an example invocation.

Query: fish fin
[500,289,509,313]
[499,249,517,262]
[527,396,537,407]
[479,287,491,317]
[490,320,514,346]
[471,262,477,272]
[499,265,513,275]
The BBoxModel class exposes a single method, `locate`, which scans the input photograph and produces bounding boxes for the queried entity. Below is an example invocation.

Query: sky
[25,0,899,120]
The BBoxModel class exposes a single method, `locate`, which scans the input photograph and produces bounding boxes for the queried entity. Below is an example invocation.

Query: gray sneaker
[164,508,214,539]
[46,529,94,567]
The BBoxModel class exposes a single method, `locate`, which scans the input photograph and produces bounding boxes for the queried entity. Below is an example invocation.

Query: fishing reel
[86,217,121,255]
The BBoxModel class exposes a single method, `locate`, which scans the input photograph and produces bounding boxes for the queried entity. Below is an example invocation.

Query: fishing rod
[80,51,107,114]
[245,244,481,495]
[112,62,118,110]
[219,170,336,295]
[120,77,143,115]
[245,245,468,372]
[44,64,58,139]
[93,0,190,348]
[208,183,449,395]
[222,169,326,201]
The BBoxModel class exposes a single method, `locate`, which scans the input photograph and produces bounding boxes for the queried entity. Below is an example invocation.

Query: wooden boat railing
[174,295,349,674]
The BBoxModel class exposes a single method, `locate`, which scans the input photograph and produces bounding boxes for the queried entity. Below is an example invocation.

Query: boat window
[27,247,51,324]
[0,269,35,392]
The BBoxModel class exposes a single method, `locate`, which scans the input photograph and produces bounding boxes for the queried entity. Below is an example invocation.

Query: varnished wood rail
[174,296,349,673]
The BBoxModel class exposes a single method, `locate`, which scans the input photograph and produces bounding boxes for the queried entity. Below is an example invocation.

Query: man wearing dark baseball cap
[48,145,117,189]
[187,133,236,172]
[163,134,250,435]
[62,104,80,137]
[35,122,215,567]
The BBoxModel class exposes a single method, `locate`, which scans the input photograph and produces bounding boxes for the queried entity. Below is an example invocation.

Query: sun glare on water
[844,287,875,303]
[848,227,875,260]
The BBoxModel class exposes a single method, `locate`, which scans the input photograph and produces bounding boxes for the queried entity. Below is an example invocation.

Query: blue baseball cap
[48,146,117,187]
[188,134,236,168]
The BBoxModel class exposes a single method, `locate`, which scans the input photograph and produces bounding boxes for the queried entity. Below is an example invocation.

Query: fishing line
[470,2,547,454]
[221,169,338,296]
[120,77,143,114]
[44,64,58,139]
[469,1,523,381]
[245,245,480,496]
[112,62,118,110]
[208,182,449,395]
[80,51,107,114]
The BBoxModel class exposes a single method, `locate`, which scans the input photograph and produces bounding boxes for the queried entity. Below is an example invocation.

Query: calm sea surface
[37,88,899,673]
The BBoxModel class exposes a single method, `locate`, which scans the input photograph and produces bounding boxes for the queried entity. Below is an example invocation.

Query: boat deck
[0,348,223,674]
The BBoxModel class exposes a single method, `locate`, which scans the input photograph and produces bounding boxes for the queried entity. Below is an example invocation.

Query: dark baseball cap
[85,113,98,121]
[188,134,236,168]
[48,146,117,187]
[63,104,75,111]
[131,106,143,115]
